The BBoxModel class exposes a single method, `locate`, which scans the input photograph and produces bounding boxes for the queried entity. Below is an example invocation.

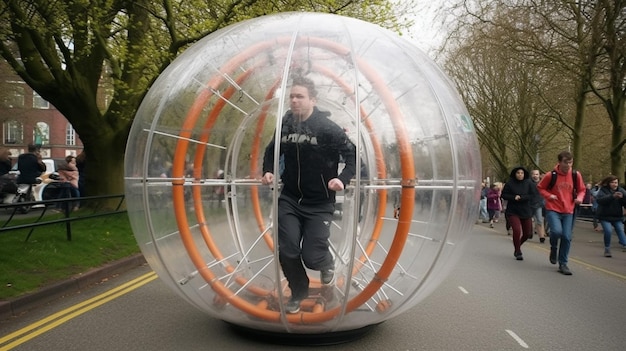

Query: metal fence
[0,194,126,241]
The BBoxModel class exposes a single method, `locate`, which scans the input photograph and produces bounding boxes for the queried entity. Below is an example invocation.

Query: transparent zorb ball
[124,12,481,336]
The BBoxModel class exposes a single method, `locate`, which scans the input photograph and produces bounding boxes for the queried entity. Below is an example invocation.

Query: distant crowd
[479,150,626,276]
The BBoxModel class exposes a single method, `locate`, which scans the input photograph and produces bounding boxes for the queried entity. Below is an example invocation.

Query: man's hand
[574,199,582,205]
[328,178,344,191]
[261,172,274,185]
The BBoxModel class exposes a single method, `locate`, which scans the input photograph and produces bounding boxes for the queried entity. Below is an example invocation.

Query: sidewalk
[483,218,626,278]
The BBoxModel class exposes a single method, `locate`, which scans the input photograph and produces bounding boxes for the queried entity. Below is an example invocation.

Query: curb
[0,253,146,320]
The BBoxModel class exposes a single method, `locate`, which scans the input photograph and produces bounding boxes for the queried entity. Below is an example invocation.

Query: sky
[403,1,450,54]
[408,4,439,51]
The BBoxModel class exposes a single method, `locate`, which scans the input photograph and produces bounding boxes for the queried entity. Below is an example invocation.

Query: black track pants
[277,196,334,270]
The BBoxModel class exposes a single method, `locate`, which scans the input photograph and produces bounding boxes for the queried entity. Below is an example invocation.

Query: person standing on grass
[57,155,80,211]
[0,148,14,195]
[593,175,626,258]
[501,166,538,261]
[76,150,87,197]
[537,151,585,276]
[16,144,46,185]
[0,148,12,177]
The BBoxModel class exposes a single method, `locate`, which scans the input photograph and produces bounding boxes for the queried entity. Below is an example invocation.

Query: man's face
[531,170,540,181]
[558,158,573,173]
[289,85,315,119]
[515,169,525,180]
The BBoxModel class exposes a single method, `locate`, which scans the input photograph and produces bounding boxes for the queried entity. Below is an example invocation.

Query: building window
[2,84,24,108]
[3,120,23,144]
[33,122,50,145]
[33,92,49,109]
[39,148,51,158]
[66,123,76,146]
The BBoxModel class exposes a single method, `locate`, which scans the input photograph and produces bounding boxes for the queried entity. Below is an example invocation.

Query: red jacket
[537,165,585,214]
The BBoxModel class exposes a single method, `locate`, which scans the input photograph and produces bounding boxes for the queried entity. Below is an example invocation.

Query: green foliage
[0,212,139,300]
[0,0,416,202]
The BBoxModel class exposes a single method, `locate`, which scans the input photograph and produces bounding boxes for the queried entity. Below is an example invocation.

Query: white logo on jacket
[282,133,318,145]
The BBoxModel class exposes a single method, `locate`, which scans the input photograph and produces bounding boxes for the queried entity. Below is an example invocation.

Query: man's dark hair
[291,76,318,98]
[558,151,573,161]
[27,144,37,153]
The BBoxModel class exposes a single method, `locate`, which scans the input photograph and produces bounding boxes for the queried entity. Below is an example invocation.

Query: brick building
[0,65,83,167]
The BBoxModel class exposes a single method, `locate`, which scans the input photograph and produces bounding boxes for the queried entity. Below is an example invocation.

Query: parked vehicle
[4,158,58,213]
[14,181,42,213]
[0,175,18,205]
[10,158,57,202]
[0,175,41,213]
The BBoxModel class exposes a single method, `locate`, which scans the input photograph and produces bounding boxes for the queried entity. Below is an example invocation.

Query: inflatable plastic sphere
[124,12,481,338]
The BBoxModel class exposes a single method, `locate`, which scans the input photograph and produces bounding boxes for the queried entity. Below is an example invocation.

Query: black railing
[0,194,126,242]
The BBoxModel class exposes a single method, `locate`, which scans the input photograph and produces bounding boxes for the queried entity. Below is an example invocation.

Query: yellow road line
[0,271,157,350]
[532,244,626,280]
[485,230,626,280]
[572,258,626,280]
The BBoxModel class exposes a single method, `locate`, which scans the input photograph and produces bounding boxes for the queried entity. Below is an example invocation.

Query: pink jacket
[537,165,585,214]
[58,167,79,189]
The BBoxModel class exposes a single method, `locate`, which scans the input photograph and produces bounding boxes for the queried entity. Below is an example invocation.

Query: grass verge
[0,211,140,300]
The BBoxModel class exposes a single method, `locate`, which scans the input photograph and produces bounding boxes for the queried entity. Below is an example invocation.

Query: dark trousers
[507,214,533,253]
[277,196,334,299]
[57,183,80,209]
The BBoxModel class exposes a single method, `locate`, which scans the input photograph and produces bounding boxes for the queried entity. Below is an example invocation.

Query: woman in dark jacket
[501,166,538,260]
[594,175,626,257]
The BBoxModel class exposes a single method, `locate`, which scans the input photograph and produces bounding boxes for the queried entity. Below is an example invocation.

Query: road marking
[505,329,529,348]
[533,245,626,281]
[571,258,626,280]
[0,271,157,351]
[458,286,469,294]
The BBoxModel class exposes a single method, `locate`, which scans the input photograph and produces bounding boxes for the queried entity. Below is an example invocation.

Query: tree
[0,0,415,207]
[442,0,609,178]
[444,20,564,181]
[589,0,626,176]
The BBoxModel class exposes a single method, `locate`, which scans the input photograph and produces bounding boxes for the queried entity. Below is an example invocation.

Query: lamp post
[534,134,541,166]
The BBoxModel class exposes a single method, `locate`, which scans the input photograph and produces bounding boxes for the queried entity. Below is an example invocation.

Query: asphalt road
[1,219,626,350]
